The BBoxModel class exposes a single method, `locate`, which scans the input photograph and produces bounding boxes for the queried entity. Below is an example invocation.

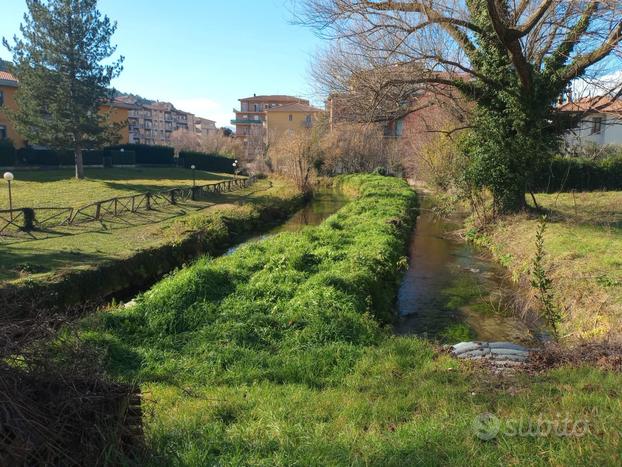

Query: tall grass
[83,174,417,388]
[77,175,622,466]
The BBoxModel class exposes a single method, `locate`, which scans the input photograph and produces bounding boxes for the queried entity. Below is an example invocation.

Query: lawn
[484,191,622,340]
[0,167,235,209]
[0,178,299,284]
[71,176,622,466]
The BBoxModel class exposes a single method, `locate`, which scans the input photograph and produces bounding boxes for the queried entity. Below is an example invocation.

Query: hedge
[0,139,16,166]
[16,148,105,166]
[107,144,175,165]
[179,151,236,174]
[532,156,622,192]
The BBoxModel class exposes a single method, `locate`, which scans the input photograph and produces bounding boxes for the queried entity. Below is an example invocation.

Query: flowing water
[225,189,349,254]
[395,193,538,344]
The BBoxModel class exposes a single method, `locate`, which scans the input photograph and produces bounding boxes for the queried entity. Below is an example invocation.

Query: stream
[395,193,537,344]
[235,187,536,345]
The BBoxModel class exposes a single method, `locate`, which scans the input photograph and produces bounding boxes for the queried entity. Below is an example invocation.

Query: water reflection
[395,194,537,344]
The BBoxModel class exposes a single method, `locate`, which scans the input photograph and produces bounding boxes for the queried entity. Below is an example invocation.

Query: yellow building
[0,71,26,148]
[264,102,324,141]
[0,70,133,147]
[99,98,136,145]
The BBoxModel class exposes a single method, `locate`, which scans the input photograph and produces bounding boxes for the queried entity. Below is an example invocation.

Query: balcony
[231,118,263,125]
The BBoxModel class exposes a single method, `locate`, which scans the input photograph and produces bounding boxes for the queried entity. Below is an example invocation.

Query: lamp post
[3,172,14,220]
[191,164,196,187]
[232,160,238,179]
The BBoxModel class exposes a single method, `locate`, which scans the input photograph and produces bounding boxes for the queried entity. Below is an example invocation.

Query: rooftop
[559,96,622,114]
[240,94,309,104]
[0,71,18,86]
[265,102,324,113]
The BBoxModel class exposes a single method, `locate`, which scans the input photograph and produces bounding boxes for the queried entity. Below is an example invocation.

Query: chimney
[253,93,256,97]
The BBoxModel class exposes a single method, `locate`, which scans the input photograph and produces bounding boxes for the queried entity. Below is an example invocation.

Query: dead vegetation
[0,310,143,466]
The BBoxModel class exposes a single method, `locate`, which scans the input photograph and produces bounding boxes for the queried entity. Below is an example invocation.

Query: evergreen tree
[3,0,123,179]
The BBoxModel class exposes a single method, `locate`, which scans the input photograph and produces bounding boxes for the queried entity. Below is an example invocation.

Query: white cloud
[169,97,232,128]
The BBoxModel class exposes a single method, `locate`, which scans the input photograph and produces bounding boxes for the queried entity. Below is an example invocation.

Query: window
[304,115,312,127]
[0,125,6,140]
[288,114,293,121]
[0,91,4,106]
[592,116,603,134]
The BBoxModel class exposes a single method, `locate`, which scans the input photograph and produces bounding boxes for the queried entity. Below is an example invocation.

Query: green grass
[70,176,622,466]
[487,191,622,339]
[0,178,297,284]
[1,167,235,209]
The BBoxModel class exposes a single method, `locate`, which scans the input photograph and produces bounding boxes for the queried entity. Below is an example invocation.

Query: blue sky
[0,0,322,127]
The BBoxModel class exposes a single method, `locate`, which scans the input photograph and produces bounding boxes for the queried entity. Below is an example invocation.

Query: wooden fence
[0,176,255,236]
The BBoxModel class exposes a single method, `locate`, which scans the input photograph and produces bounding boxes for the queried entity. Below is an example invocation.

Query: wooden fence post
[146,193,151,210]
[22,208,35,231]
[95,202,101,220]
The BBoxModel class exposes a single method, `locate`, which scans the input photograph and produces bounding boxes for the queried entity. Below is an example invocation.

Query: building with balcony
[264,102,324,140]
[231,94,311,158]
[195,117,218,137]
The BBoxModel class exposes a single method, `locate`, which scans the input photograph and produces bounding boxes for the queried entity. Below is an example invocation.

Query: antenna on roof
[254,93,256,97]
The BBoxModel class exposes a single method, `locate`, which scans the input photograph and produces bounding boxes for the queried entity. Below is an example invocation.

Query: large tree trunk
[495,182,527,214]
[74,145,84,180]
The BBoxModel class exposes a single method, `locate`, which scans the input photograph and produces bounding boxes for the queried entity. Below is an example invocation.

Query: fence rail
[0,176,255,236]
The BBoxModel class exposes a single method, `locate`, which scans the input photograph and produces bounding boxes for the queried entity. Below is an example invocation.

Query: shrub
[532,156,622,192]
[107,144,174,165]
[179,151,235,173]
[16,148,104,166]
[0,139,16,166]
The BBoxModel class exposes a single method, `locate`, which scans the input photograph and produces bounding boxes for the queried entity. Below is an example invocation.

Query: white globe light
[191,165,196,169]
[3,172,14,182]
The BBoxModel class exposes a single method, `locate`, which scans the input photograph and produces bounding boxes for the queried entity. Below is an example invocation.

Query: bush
[0,139,16,166]
[179,151,235,174]
[107,144,174,165]
[532,156,622,192]
[16,148,104,166]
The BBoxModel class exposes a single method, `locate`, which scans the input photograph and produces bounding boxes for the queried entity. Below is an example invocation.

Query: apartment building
[264,102,324,140]
[119,98,200,145]
[195,117,218,137]
[0,70,26,148]
[231,94,313,158]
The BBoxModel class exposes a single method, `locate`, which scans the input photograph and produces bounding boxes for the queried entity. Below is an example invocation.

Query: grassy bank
[1,178,304,317]
[71,175,622,466]
[0,167,235,209]
[474,191,622,340]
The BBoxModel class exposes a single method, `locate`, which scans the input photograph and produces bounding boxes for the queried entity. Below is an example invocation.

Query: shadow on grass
[0,245,114,282]
[12,167,235,184]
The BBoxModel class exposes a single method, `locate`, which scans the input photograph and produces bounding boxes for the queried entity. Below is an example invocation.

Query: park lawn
[0,178,296,284]
[0,167,235,209]
[483,191,622,340]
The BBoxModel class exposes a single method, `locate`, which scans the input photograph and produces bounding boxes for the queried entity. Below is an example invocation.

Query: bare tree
[169,129,201,154]
[269,129,323,193]
[300,0,622,212]
[170,129,243,159]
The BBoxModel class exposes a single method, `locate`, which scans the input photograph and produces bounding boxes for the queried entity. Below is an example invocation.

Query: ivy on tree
[3,0,124,179]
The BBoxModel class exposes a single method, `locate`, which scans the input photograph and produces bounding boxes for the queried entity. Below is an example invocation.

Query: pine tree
[3,0,123,179]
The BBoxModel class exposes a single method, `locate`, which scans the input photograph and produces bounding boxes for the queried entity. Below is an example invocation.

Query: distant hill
[112,89,155,106]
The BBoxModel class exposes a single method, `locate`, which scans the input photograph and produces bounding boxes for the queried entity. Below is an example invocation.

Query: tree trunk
[75,145,84,179]
[496,182,527,214]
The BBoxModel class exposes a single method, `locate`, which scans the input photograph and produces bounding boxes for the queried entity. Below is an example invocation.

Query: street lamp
[3,172,14,220]
[191,164,196,187]
[232,160,238,179]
